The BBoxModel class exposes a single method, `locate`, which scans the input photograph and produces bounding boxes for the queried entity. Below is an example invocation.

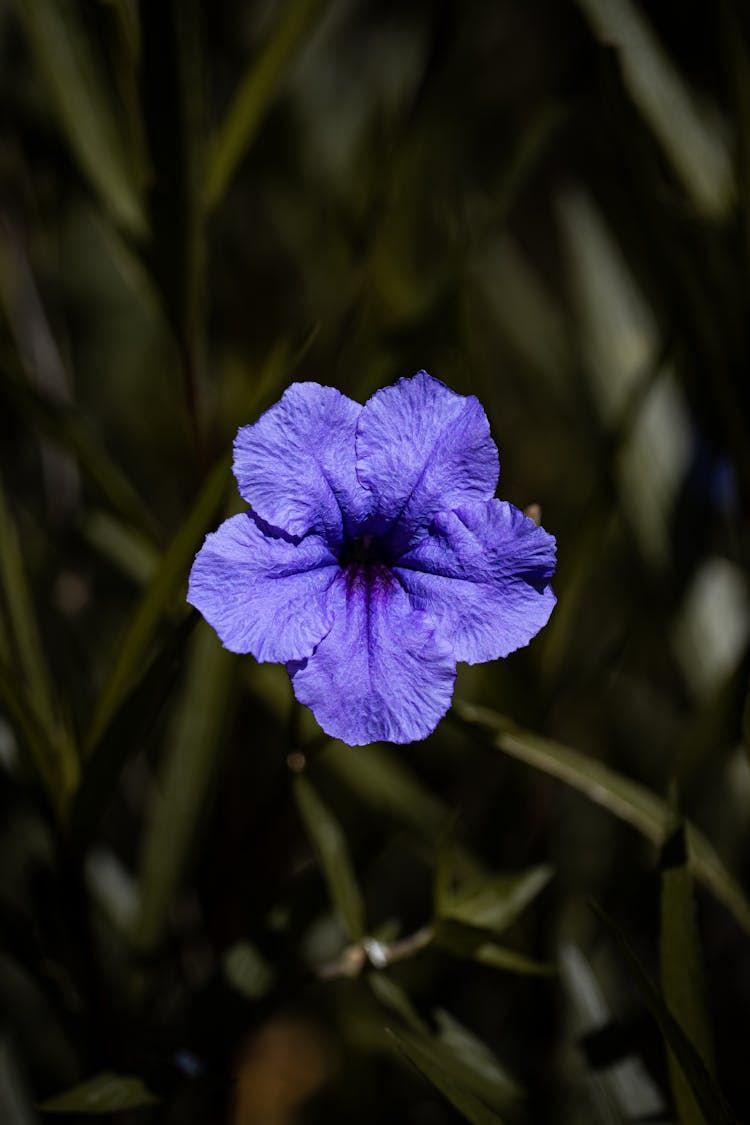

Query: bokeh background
[1,0,750,1121]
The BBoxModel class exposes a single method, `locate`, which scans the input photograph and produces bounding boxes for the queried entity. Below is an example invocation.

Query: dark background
[1,0,750,1121]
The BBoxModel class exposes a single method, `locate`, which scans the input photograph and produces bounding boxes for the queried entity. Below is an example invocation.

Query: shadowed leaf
[294,773,366,941]
[387,1028,507,1125]
[38,1072,158,1113]
[660,823,715,1125]
[0,482,79,817]
[85,452,231,752]
[455,701,750,935]
[70,614,197,854]
[134,622,235,952]
[593,902,738,1125]
[204,0,329,208]
[17,0,146,234]
[437,860,553,935]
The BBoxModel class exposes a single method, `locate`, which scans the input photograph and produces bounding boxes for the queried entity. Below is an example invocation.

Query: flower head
[188,371,556,745]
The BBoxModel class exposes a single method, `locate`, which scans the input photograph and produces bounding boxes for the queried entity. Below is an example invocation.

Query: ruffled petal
[188,512,339,661]
[233,382,371,544]
[394,500,556,663]
[288,565,456,745]
[355,371,499,545]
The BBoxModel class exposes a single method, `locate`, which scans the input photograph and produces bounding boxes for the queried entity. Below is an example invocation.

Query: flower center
[338,535,396,596]
[338,534,392,567]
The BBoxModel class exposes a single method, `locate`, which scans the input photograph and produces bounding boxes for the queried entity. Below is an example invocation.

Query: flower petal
[355,371,499,544]
[233,382,371,543]
[288,566,456,745]
[394,500,556,663]
[188,512,339,661]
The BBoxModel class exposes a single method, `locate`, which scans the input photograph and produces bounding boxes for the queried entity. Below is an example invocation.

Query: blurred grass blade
[0,654,74,819]
[70,614,197,855]
[38,1072,158,1113]
[320,741,446,839]
[368,973,428,1034]
[2,369,157,543]
[0,483,79,816]
[85,452,231,752]
[84,511,158,587]
[294,773,366,942]
[223,942,276,1002]
[455,701,750,935]
[17,0,146,235]
[593,902,737,1125]
[743,674,750,774]
[472,943,554,976]
[720,0,750,274]
[559,943,668,1120]
[204,0,328,208]
[577,0,733,217]
[140,0,204,371]
[434,1010,524,1105]
[135,623,235,952]
[660,824,715,1125]
[437,860,553,935]
[387,1028,507,1125]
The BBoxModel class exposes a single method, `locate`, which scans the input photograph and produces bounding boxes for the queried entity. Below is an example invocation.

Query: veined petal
[188,512,339,662]
[395,500,556,663]
[355,371,499,544]
[233,382,371,543]
[289,565,456,745]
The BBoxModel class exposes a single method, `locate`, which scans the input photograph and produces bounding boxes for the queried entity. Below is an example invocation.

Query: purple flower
[188,371,556,745]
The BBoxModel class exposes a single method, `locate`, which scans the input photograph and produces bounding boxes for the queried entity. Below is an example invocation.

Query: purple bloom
[188,371,556,745]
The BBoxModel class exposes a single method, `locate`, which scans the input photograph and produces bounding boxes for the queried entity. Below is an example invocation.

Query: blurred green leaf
[85,452,231,752]
[70,613,197,854]
[204,0,329,208]
[17,0,146,235]
[433,1009,524,1105]
[660,823,715,1125]
[593,902,737,1125]
[294,773,366,942]
[433,919,553,976]
[472,942,555,976]
[140,0,204,364]
[455,702,750,935]
[83,511,158,587]
[2,370,157,544]
[0,652,70,816]
[320,741,446,839]
[38,1071,158,1113]
[134,622,235,952]
[437,859,553,935]
[743,674,750,774]
[387,1028,507,1125]
[368,972,428,1034]
[223,941,276,1001]
[560,943,668,1121]
[0,482,79,817]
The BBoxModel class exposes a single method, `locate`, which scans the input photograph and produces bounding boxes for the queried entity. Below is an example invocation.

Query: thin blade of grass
[294,773,366,942]
[70,614,197,855]
[660,824,715,1125]
[17,0,146,235]
[592,902,737,1125]
[38,1072,158,1113]
[0,483,79,816]
[204,0,329,209]
[2,368,157,543]
[387,1028,507,1125]
[134,622,235,953]
[454,701,750,935]
[85,452,231,753]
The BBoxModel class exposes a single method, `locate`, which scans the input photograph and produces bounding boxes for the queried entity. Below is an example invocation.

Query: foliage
[1,0,750,1121]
